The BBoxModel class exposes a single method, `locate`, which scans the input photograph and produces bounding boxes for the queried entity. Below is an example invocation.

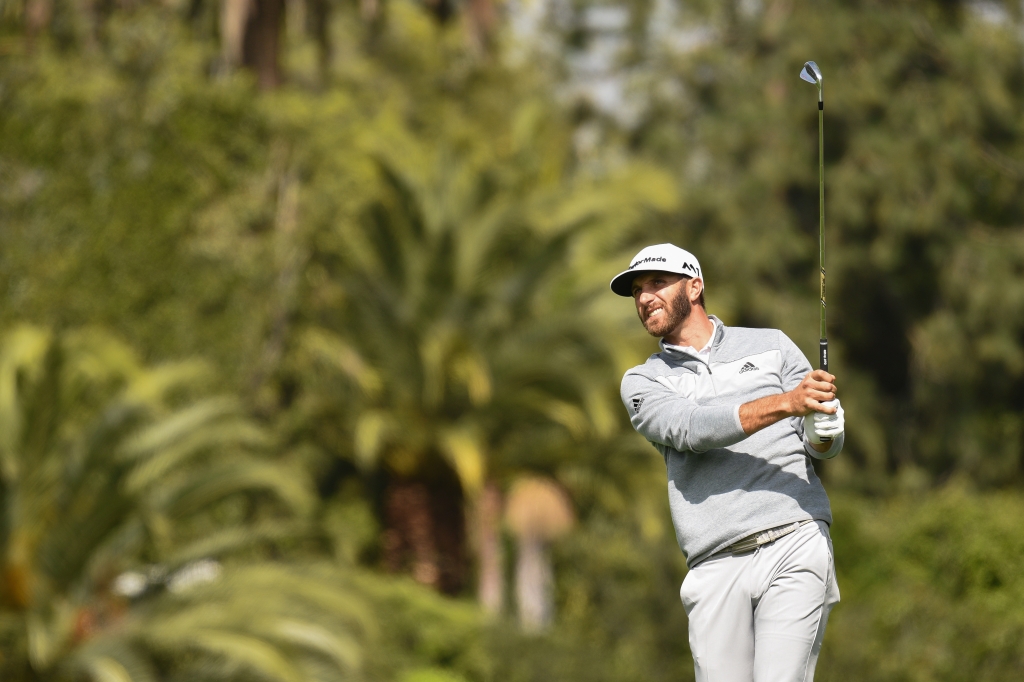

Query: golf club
[799,60,827,375]
[800,60,832,441]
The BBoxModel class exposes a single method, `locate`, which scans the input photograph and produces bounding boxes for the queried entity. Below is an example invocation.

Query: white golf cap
[609,243,703,297]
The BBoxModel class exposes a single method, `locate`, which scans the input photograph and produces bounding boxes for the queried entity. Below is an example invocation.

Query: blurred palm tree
[0,326,371,681]
[290,94,679,602]
[293,115,632,599]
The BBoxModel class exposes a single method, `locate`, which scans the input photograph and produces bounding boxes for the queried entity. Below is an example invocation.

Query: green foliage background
[2,0,1024,679]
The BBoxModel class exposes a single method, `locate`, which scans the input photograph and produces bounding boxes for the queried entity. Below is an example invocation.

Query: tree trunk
[431,473,467,595]
[515,535,551,632]
[25,0,52,47]
[306,0,331,75]
[466,0,496,53]
[475,482,503,615]
[242,0,285,90]
[383,481,439,586]
[382,471,467,595]
[221,0,251,68]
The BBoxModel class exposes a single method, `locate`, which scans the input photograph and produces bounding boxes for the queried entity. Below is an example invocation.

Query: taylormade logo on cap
[629,256,668,269]
[609,244,703,297]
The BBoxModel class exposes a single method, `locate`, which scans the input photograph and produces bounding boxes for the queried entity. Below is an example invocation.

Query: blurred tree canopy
[2,0,1024,680]
[561,0,1024,490]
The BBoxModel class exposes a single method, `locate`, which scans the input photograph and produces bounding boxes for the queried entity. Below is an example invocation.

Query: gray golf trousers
[680,520,840,682]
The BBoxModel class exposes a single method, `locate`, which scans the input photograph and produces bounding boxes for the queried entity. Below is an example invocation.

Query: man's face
[631,272,693,338]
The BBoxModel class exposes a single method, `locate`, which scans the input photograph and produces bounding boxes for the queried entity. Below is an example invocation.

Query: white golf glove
[804,399,844,445]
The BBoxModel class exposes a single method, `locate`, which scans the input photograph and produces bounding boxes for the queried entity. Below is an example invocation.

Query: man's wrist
[779,391,796,418]
[739,392,795,435]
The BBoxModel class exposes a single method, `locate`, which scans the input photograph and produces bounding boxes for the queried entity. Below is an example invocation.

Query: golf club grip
[819,338,831,443]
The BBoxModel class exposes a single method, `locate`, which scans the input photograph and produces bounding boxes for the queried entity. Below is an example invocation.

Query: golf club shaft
[818,93,827,374]
[818,86,831,442]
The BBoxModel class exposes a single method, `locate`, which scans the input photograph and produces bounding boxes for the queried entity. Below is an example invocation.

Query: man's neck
[663,309,714,349]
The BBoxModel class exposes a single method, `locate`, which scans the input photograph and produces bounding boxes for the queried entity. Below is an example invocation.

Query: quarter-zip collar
[659,315,726,368]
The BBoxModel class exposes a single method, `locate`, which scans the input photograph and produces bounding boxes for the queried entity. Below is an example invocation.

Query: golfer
[611,243,845,682]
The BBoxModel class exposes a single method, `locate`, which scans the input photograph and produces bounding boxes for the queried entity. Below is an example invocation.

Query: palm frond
[0,326,369,681]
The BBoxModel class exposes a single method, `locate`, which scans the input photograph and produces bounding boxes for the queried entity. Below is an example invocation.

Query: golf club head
[800,61,822,86]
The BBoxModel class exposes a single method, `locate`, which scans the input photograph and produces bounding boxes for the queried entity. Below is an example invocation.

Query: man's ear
[689,278,704,303]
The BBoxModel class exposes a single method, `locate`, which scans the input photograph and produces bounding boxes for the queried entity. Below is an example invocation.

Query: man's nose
[636,289,656,306]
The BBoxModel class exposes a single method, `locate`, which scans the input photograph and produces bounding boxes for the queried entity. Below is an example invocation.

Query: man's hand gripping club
[738,370,844,453]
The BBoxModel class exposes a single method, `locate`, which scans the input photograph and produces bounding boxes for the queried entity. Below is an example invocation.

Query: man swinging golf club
[611,244,844,682]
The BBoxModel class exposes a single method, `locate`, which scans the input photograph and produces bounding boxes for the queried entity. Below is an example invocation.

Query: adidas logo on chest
[654,350,782,401]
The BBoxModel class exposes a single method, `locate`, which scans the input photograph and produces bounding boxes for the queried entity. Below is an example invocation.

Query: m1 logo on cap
[681,262,699,275]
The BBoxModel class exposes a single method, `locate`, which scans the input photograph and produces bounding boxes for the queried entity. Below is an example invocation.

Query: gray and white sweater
[620,316,842,568]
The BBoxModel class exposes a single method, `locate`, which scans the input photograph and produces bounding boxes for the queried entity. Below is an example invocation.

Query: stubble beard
[642,288,692,338]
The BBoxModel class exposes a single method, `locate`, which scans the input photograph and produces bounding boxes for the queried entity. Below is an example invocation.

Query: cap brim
[610,268,702,297]
[610,269,639,297]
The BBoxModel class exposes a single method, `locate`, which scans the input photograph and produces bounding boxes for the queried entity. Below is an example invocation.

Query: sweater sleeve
[620,370,747,453]
[778,331,813,392]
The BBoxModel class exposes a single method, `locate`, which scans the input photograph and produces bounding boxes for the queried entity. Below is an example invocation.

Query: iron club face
[800,60,822,84]
[800,61,823,102]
